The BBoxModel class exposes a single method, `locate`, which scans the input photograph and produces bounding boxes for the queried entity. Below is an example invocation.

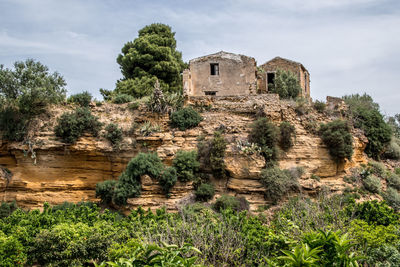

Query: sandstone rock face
[0,97,368,211]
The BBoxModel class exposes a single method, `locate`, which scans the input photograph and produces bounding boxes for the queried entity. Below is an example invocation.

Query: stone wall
[183,51,257,96]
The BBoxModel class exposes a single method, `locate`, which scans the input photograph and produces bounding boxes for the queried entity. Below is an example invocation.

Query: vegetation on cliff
[116,23,186,98]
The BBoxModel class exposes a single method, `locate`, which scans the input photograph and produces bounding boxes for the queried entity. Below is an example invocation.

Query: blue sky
[0,0,399,115]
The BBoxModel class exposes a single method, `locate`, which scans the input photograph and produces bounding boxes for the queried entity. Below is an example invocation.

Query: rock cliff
[0,95,368,211]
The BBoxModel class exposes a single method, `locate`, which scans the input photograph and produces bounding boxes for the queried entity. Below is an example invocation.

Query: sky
[0,0,399,115]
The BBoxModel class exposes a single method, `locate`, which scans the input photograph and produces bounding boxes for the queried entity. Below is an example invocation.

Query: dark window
[210,63,219,75]
[205,91,216,96]
[267,72,275,85]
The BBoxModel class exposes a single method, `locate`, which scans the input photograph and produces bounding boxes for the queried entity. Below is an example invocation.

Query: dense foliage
[195,183,215,202]
[0,59,66,141]
[67,91,92,107]
[343,93,392,159]
[268,69,301,99]
[1,195,399,266]
[319,120,353,161]
[209,131,227,178]
[104,123,123,148]
[116,23,185,97]
[313,100,326,113]
[54,107,102,143]
[173,150,200,182]
[248,118,279,163]
[260,167,300,204]
[279,121,296,151]
[170,107,202,130]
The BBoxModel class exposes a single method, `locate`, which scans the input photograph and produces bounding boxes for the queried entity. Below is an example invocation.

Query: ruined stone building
[183,51,257,96]
[183,52,310,98]
[259,57,310,98]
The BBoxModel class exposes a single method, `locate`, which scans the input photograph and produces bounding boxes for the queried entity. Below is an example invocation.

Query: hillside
[0,94,369,211]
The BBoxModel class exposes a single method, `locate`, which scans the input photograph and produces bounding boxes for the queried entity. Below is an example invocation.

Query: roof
[189,51,255,63]
[261,56,309,72]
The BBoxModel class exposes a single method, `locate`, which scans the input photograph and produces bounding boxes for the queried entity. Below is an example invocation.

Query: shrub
[95,180,118,204]
[0,201,17,219]
[139,121,161,136]
[313,100,326,113]
[363,175,381,194]
[279,121,295,151]
[54,107,102,143]
[384,187,400,211]
[195,183,215,202]
[344,93,392,159]
[260,167,300,204]
[248,118,279,163]
[0,59,66,141]
[319,120,353,161]
[67,91,92,107]
[382,138,400,160]
[268,69,301,99]
[104,123,123,148]
[213,195,249,212]
[0,231,27,266]
[346,200,400,226]
[173,150,200,182]
[170,107,202,130]
[128,101,140,110]
[31,222,113,266]
[387,173,400,190]
[295,97,309,115]
[158,167,177,196]
[110,153,164,205]
[209,131,227,178]
[368,161,386,177]
[112,93,134,104]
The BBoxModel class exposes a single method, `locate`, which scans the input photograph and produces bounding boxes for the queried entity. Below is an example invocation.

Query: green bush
[213,195,249,212]
[67,91,92,107]
[268,69,301,99]
[31,222,113,266]
[279,121,295,151]
[139,121,161,136]
[260,167,300,204]
[363,175,381,194]
[295,97,309,115]
[344,93,392,159]
[209,131,227,178]
[54,107,102,144]
[95,180,118,204]
[368,161,386,177]
[0,201,17,219]
[0,59,66,141]
[170,107,202,130]
[115,76,166,98]
[158,167,177,196]
[387,173,400,190]
[101,240,201,267]
[366,244,400,266]
[173,150,200,182]
[382,138,400,160]
[112,93,134,104]
[346,200,400,226]
[110,152,164,205]
[319,120,353,161]
[104,123,123,148]
[0,231,26,266]
[195,183,215,202]
[128,101,140,110]
[384,187,400,211]
[248,118,279,163]
[313,100,326,113]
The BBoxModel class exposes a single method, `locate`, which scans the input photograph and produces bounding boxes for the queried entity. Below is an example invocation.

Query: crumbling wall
[184,51,257,96]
